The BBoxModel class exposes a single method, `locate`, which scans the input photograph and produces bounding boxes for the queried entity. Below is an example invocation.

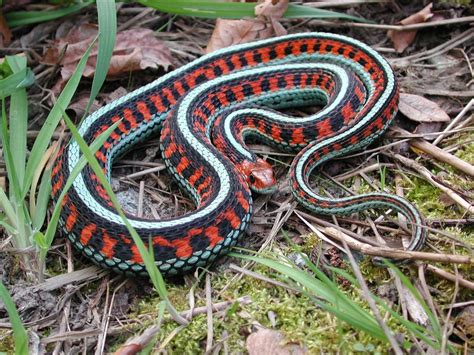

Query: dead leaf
[246,328,306,355]
[0,12,12,47]
[414,122,442,140]
[399,93,450,122]
[67,93,100,119]
[387,3,433,53]
[455,305,474,345]
[206,0,288,53]
[104,86,129,105]
[439,192,456,207]
[43,24,173,90]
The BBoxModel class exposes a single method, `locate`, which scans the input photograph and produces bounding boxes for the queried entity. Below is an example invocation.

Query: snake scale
[51,32,427,275]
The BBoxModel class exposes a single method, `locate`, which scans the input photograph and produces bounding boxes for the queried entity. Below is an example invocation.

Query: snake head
[241,158,276,194]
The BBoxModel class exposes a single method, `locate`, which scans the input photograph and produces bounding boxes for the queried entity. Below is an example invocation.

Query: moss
[0,330,15,354]
[126,259,423,353]
[405,177,461,219]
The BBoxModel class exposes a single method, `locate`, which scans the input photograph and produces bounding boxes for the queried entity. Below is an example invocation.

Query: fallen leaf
[387,3,433,53]
[246,328,306,355]
[0,12,12,47]
[67,93,100,119]
[206,0,288,53]
[42,24,173,90]
[207,18,272,53]
[455,305,474,345]
[414,122,442,140]
[399,93,450,122]
[104,86,128,105]
[439,192,456,207]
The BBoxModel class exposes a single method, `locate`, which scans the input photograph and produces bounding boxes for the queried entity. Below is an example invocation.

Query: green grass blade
[41,122,120,260]
[86,0,117,115]
[0,189,16,228]
[0,67,34,99]
[231,253,385,339]
[6,56,28,190]
[22,38,96,200]
[138,0,367,22]
[0,218,17,235]
[0,282,29,355]
[331,265,441,349]
[61,112,187,325]
[32,169,52,231]
[383,261,442,336]
[285,4,367,22]
[1,99,22,203]
[5,2,93,27]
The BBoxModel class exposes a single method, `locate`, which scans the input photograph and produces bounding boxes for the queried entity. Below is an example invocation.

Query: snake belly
[51,32,427,276]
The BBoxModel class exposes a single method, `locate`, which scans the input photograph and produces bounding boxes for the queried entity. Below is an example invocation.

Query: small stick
[391,127,474,177]
[205,273,214,353]
[306,17,474,31]
[124,165,167,180]
[433,99,474,146]
[229,264,301,293]
[115,296,252,354]
[425,264,474,291]
[137,180,145,218]
[317,225,473,264]
[387,153,474,214]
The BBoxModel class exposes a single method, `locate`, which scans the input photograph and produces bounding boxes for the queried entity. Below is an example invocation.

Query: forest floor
[0,1,473,354]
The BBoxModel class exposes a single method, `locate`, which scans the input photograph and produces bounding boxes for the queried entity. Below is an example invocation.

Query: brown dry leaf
[399,93,450,122]
[387,3,433,53]
[43,24,173,89]
[67,93,100,119]
[206,0,288,53]
[0,12,12,47]
[246,329,306,355]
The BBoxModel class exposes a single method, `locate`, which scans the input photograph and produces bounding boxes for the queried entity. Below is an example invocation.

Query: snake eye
[248,174,256,184]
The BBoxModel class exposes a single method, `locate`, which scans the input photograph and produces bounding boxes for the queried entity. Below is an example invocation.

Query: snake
[51,32,427,276]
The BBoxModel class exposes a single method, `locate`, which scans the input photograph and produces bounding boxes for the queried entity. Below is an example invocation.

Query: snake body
[52,32,427,275]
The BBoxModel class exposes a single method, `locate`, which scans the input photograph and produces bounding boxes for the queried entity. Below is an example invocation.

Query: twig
[205,273,214,354]
[41,329,103,344]
[123,165,166,180]
[425,264,474,291]
[391,127,474,177]
[179,296,252,319]
[313,224,473,264]
[332,217,404,355]
[392,29,474,64]
[387,152,474,214]
[441,253,459,354]
[432,99,474,146]
[137,180,145,218]
[31,266,109,292]
[115,296,252,354]
[308,17,474,31]
[228,263,301,293]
